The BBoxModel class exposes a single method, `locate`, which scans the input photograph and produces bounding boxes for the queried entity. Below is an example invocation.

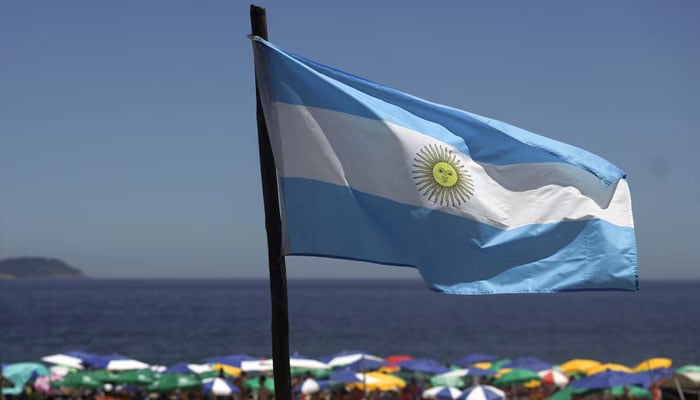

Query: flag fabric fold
[251,37,638,295]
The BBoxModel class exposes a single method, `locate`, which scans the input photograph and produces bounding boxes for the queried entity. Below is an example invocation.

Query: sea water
[0,279,698,366]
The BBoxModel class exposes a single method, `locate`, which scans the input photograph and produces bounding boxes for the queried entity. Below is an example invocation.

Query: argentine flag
[252,37,638,295]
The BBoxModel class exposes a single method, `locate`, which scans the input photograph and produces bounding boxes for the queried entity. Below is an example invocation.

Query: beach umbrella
[328,370,363,383]
[343,358,384,372]
[431,368,494,388]
[205,354,258,368]
[203,377,241,396]
[661,372,700,390]
[100,356,150,371]
[569,371,645,390]
[41,353,85,370]
[386,355,413,365]
[585,363,632,376]
[294,378,330,395]
[457,385,505,400]
[321,351,384,368]
[503,357,553,372]
[349,372,406,391]
[114,369,156,385]
[243,376,275,391]
[633,368,675,387]
[455,354,498,367]
[423,386,463,400]
[290,368,331,379]
[677,365,700,374]
[51,371,103,389]
[545,387,587,400]
[493,369,541,386]
[538,370,569,388]
[559,359,601,375]
[163,362,213,375]
[210,364,242,378]
[245,356,330,372]
[633,358,672,372]
[610,385,652,398]
[398,359,450,375]
[148,374,201,392]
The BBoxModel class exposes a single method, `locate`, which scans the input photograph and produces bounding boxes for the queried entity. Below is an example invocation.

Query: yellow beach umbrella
[633,358,672,372]
[585,363,632,376]
[559,359,601,374]
[494,368,512,378]
[348,372,406,391]
[474,362,492,370]
[212,364,241,377]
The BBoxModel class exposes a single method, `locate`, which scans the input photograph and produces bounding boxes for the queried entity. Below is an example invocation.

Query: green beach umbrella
[545,387,587,400]
[489,360,511,371]
[114,369,156,385]
[430,375,465,389]
[90,370,120,382]
[243,376,275,391]
[291,368,331,379]
[610,385,652,398]
[493,369,541,386]
[148,374,201,392]
[52,372,103,389]
[677,365,700,374]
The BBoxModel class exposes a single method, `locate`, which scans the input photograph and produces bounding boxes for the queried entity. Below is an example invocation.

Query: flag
[251,37,638,295]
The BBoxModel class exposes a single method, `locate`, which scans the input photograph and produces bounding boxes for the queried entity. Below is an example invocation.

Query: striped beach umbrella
[423,386,462,400]
[538,370,569,388]
[457,385,505,400]
[203,377,240,396]
[294,378,330,395]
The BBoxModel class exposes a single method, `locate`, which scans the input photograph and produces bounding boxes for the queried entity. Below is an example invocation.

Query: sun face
[412,144,474,207]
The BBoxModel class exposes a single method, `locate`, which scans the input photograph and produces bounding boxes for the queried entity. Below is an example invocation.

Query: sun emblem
[412,144,474,207]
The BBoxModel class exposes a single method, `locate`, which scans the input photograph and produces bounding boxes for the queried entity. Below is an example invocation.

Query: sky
[1,1,698,280]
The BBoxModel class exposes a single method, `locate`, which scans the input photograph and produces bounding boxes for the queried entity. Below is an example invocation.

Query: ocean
[0,279,698,367]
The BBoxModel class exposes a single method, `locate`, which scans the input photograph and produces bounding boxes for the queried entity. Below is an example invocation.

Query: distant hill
[0,257,85,279]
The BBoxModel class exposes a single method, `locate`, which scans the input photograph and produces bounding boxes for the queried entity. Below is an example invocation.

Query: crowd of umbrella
[2,352,699,400]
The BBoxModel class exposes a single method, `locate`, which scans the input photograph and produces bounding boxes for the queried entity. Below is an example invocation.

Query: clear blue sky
[1,1,698,279]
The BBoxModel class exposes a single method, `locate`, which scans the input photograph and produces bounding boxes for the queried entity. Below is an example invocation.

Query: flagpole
[250,5,293,400]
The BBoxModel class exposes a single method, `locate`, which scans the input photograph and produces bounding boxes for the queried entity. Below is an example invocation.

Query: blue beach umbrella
[457,385,505,400]
[328,370,363,383]
[163,363,212,375]
[631,368,675,388]
[344,359,384,372]
[398,359,450,375]
[423,386,463,400]
[203,377,240,396]
[455,355,498,367]
[569,371,646,390]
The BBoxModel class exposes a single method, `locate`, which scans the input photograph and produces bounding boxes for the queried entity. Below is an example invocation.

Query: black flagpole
[250,5,293,400]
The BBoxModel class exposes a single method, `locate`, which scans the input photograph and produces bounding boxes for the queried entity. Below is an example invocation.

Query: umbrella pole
[250,5,293,400]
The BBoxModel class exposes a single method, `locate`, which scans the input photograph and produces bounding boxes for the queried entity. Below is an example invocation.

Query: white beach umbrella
[203,377,240,396]
[41,354,84,370]
[104,359,150,371]
[294,378,330,395]
[323,352,384,368]
[423,386,463,400]
[249,357,330,371]
[457,385,505,400]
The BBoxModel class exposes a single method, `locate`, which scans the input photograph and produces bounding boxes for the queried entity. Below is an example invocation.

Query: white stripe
[269,103,634,230]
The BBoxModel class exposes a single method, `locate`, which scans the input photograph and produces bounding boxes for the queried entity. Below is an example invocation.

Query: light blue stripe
[281,177,638,295]
[255,38,625,186]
